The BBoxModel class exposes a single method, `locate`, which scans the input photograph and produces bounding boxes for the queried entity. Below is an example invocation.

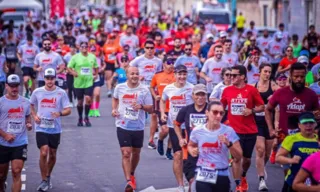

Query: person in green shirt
[67,41,99,127]
[290,34,302,58]
[92,15,101,32]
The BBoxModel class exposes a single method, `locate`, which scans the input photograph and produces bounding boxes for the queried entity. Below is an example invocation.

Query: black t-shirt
[168,49,184,60]
[176,103,207,138]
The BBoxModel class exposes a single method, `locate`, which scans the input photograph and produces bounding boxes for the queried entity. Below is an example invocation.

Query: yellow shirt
[236,15,246,28]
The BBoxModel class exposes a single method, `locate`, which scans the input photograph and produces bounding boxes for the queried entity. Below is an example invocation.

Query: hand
[51,112,61,118]
[38,67,43,72]
[205,77,212,82]
[269,128,276,138]
[242,108,253,116]
[161,113,168,122]
[155,95,161,101]
[73,72,78,77]
[4,133,15,143]
[33,115,41,124]
[26,123,32,131]
[139,76,144,81]
[218,135,230,146]
[111,109,120,117]
[179,138,187,148]
[290,155,301,164]
[190,147,199,157]
[131,102,142,111]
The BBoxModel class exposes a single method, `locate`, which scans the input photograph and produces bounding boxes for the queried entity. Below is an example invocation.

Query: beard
[291,81,305,93]
[44,47,51,52]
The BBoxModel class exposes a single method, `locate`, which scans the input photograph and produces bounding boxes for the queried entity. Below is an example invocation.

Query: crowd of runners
[0,7,319,192]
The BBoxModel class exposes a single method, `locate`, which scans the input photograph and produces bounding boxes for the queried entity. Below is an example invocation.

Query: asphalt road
[5,90,284,192]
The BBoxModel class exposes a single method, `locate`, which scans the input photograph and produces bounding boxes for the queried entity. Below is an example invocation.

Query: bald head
[126,66,139,75]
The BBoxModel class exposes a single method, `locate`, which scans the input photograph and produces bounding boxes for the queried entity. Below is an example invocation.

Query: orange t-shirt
[103,43,122,64]
[150,71,175,112]
[192,42,201,56]
[279,57,297,68]
[52,44,70,56]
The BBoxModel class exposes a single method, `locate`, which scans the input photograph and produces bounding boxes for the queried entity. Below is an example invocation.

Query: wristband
[227,142,233,148]
[59,112,63,117]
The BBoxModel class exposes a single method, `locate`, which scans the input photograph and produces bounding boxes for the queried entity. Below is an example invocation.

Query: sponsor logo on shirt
[40,98,57,108]
[41,58,52,64]
[184,62,193,68]
[273,45,280,50]
[262,42,268,46]
[144,64,155,72]
[122,93,138,104]
[26,49,35,54]
[171,94,186,104]
[212,68,222,74]
[202,141,222,154]
[231,93,247,103]
[8,106,24,118]
[287,97,305,112]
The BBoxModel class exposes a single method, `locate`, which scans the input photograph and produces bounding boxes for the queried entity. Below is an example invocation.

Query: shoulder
[186,82,195,89]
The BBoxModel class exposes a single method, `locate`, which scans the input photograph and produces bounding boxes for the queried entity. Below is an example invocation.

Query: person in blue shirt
[198,34,214,62]
[112,55,129,87]
[174,42,202,85]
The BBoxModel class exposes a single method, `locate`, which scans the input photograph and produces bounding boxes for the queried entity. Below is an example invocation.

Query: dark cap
[174,65,187,73]
[275,73,288,80]
[121,55,129,61]
[299,112,316,124]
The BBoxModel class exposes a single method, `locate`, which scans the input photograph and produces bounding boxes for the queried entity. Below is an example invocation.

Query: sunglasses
[121,59,129,62]
[286,50,293,52]
[81,46,88,48]
[211,110,225,116]
[185,49,192,51]
[8,84,19,88]
[43,44,51,46]
[277,77,287,81]
[225,73,231,77]
[166,60,175,65]
[145,47,154,50]
[231,73,241,78]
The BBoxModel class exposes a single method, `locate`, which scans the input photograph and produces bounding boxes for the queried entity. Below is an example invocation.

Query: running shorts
[117,127,144,148]
[237,133,257,158]
[22,67,36,79]
[36,132,61,149]
[0,144,27,164]
[74,86,94,100]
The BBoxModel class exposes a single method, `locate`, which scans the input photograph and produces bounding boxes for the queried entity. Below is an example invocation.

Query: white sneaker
[177,186,185,192]
[258,179,268,191]
[154,132,159,140]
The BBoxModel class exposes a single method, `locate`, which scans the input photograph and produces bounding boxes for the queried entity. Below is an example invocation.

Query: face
[144,43,155,56]
[126,27,133,34]
[6,84,19,97]
[276,77,287,87]
[127,67,139,84]
[206,104,225,125]
[80,43,88,54]
[260,66,271,81]
[44,77,55,88]
[192,92,207,106]
[220,36,226,43]
[27,40,33,45]
[252,54,260,63]
[224,42,232,52]
[174,39,181,48]
[231,69,244,85]
[184,45,192,55]
[155,36,162,44]
[214,47,223,60]
[223,70,231,84]
[263,30,269,37]
[298,121,316,135]
[250,38,256,45]
[174,71,187,84]
[42,40,51,52]
[58,38,64,44]
[290,70,306,93]
[286,47,293,57]
[163,60,174,72]
[121,59,129,67]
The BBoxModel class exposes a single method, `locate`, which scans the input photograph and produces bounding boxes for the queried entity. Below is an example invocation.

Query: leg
[11,160,24,192]
[47,148,57,177]
[84,95,92,119]
[264,139,274,165]
[0,163,9,192]
[31,78,36,93]
[39,145,49,180]
[105,70,113,92]
[173,151,184,186]
[23,76,29,94]
[120,147,132,181]
[131,148,141,175]
[255,136,266,177]
[149,113,158,143]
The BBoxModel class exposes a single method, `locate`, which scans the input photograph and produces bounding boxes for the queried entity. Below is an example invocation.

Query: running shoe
[107,91,112,98]
[241,177,249,191]
[269,151,276,164]
[88,110,94,117]
[84,118,92,127]
[95,110,101,117]
[157,141,164,156]
[37,180,49,191]
[130,175,137,190]
[235,185,244,192]
[148,141,156,149]
[47,176,53,189]
[124,181,134,192]
[77,119,83,127]
[165,152,173,160]
[258,179,268,191]
[177,185,185,192]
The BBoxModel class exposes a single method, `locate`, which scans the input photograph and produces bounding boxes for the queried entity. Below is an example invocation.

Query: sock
[90,102,96,110]
[166,148,172,154]
[96,102,100,109]
[259,176,265,181]
[85,104,91,119]
[131,172,134,176]
[158,139,163,144]
[77,105,83,119]
[235,179,240,186]
[242,171,247,177]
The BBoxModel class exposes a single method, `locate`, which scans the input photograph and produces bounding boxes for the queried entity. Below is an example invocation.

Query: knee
[256,145,265,157]
[173,151,182,160]
[40,147,49,158]
[85,96,92,104]
[11,168,21,179]
[122,150,131,159]
[77,99,83,106]
[161,126,169,134]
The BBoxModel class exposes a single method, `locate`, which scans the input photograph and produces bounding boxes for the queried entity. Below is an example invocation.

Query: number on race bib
[190,114,207,128]
[108,54,116,61]
[57,79,64,86]
[231,103,246,115]
[7,121,23,133]
[124,107,139,120]
[196,168,218,184]
[80,67,91,75]
[40,118,55,129]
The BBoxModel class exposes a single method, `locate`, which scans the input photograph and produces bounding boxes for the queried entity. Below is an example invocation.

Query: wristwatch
[227,142,233,148]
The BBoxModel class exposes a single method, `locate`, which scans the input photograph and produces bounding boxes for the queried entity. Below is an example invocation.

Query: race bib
[172,105,184,120]
[57,78,64,86]
[231,103,246,115]
[80,67,91,75]
[108,54,116,61]
[196,168,218,184]
[7,121,23,133]
[124,107,139,120]
[190,114,207,128]
[288,128,299,135]
[40,117,55,129]
[255,111,265,116]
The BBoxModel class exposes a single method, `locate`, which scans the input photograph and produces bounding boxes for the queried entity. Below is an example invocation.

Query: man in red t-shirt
[221,65,264,192]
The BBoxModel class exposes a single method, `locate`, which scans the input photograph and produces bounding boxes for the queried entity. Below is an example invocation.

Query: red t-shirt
[268,86,319,135]
[221,84,264,134]
[311,56,320,65]
[279,57,297,68]
[155,44,169,53]
[165,37,175,52]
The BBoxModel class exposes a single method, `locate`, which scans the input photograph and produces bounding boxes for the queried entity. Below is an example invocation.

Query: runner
[222,39,239,67]
[266,32,286,79]
[220,65,265,192]
[17,34,39,98]
[276,112,319,192]
[174,84,208,192]
[150,56,175,159]
[168,38,185,60]
[129,40,162,149]
[67,41,99,127]
[188,101,242,191]
[265,63,319,178]
[119,25,139,58]
[112,55,129,88]
[244,49,261,84]
[0,74,32,192]
[174,42,201,85]
[200,45,230,93]
[160,65,194,192]
[209,67,232,101]
[63,44,77,107]
[278,46,297,74]
[253,63,278,191]
[0,49,7,97]
[111,66,153,192]
[34,38,65,87]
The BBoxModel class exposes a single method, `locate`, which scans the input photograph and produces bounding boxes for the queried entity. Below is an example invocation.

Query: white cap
[276,32,283,39]
[206,33,214,39]
[298,55,309,63]
[219,31,227,38]
[44,68,56,78]
[7,74,20,85]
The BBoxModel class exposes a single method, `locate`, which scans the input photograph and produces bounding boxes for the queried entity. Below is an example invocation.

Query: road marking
[140,186,189,192]
[139,186,156,192]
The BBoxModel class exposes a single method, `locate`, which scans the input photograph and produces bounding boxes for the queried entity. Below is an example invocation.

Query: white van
[1,12,27,28]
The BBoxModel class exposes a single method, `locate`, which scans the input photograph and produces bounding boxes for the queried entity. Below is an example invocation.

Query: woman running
[277,46,297,74]
[111,55,129,88]
[209,67,232,101]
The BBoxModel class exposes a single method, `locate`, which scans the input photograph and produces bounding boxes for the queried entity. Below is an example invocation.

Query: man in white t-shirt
[222,39,239,67]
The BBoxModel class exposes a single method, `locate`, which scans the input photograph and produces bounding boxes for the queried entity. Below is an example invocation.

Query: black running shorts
[0,144,27,164]
[117,127,144,148]
[36,132,61,149]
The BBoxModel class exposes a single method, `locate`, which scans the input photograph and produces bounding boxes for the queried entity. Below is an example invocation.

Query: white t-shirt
[34,51,64,81]
[222,52,238,67]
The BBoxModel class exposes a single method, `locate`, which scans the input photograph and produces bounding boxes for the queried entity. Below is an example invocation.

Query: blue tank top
[115,68,127,84]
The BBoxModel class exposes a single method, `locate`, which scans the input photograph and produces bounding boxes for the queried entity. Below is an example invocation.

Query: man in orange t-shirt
[103,33,122,97]
[150,57,176,159]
